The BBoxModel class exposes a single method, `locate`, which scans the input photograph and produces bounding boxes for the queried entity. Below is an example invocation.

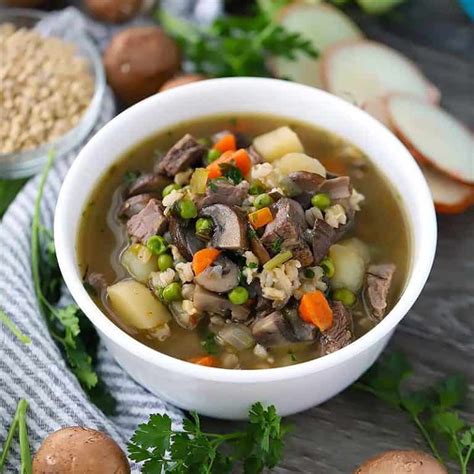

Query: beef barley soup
[78,114,410,369]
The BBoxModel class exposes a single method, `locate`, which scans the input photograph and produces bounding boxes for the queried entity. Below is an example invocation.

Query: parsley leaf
[201,332,220,355]
[123,170,141,186]
[355,352,474,473]
[270,238,283,254]
[158,1,317,78]
[128,403,289,473]
[220,163,243,184]
[31,152,116,415]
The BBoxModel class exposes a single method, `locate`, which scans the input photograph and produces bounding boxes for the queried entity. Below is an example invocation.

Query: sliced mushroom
[319,176,352,200]
[118,193,158,219]
[201,204,248,250]
[126,173,170,197]
[194,256,240,293]
[249,234,271,265]
[251,311,296,347]
[193,285,250,321]
[169,216,205,261]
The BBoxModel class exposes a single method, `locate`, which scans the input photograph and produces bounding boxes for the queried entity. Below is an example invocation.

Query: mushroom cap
[85,0,142,23]
[354,450,447,474]
[33,427,130,474]
[104,26,181,105]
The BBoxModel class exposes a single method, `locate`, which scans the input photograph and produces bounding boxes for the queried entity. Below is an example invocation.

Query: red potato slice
[321,40,438,105]
[362,96,391,128]
[386,95,474,184]
[270,3,363,89]
[422,166,474,214]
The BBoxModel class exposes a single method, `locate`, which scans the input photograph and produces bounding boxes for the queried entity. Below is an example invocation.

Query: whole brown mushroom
[85,0,142,23]
[160,73,207,92]
[32,426,130,474]
[354,450,447,474]
[103,26,181,105]
[2,0,45,6]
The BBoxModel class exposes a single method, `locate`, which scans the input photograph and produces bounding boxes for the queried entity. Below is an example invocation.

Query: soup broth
[78,114,410,369]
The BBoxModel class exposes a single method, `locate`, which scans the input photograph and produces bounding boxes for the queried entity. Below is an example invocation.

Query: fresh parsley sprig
[355,352,474,473]
[158,0,317,78]
[30,151,115,415]
[128,402,290,473]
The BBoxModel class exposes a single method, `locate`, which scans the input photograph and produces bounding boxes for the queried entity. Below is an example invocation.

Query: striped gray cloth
[0,10,184,473]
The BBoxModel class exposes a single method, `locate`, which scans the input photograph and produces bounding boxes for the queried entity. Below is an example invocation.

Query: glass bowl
[0,8,106,178]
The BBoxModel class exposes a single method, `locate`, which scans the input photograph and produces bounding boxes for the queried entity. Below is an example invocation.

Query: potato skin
[85,0,142,23]
[104,26,181,105]
[32,427,130,474]
[160,74,207,92]
[354,450,447,474]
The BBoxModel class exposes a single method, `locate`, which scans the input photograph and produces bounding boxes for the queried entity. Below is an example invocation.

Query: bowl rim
[0,8,106,178]
[55,77,437,384]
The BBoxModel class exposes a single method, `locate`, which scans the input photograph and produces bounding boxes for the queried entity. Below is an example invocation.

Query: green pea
[178,199,198,219]
[195,217,213,239]
[311,193,331,210]
[162,183,181,198]
[333,288,356,307]
[147,235,168,255]
[320,257,335,278]
[228,286,249,305]
[253,193,273,210]
[158,253,174,271]
[162,282,182,302]
[206,149,222,164]
[248,180,265,195]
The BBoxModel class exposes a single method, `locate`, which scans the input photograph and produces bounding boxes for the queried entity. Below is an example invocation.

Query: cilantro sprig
[158,0,317,78]
[355,352,474,473]
[128,402,290,473]
[31,152,115,414]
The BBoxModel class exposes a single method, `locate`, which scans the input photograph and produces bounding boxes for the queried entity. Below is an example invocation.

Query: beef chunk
[320,301,354,354]
[84,272,107,296]
[261,198,313,266]
[310,219,337,264]
[252,311,296,347]
[287,171,326,208]
[250,234,271,265]
[127,173,170,197]
[156,134,206,177]
[284,308,317,342]
[364,263,396,321]
[319,176,352,200]
[119,193,158,219]
[126,198,167,243]
[199,180,249,208]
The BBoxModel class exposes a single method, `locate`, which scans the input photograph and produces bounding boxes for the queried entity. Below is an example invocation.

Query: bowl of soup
[55,78,436,419]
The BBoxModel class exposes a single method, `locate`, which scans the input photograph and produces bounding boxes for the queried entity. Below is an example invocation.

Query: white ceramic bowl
[55,78,437,419]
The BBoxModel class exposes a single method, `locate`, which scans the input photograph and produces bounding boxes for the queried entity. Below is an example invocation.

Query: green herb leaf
[128,403,289,473]
[158,2,317,78]
[201,332,220,355]
[123,170,141,186]
[30,151,115,414]
[270,238,283,254]
[0,178,27,219]
[220,163,243,184]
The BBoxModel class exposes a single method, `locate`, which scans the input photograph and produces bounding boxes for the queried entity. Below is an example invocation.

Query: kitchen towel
[0,7,195,472]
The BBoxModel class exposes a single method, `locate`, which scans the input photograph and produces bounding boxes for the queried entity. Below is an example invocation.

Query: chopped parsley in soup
[78,114,410,369]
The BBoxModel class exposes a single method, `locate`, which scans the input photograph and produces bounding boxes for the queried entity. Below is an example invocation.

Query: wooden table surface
[206,1,474,472]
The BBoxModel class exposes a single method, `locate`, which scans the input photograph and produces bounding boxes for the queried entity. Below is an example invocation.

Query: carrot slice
[248,207,273,229]
[299,291,333,331]
[213,133,236,153]
[188,356,218,367]
[206,149,251,179]
[192,248,221,275]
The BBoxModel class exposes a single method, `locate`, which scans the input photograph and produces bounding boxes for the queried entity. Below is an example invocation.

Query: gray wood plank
[204,1,474,472]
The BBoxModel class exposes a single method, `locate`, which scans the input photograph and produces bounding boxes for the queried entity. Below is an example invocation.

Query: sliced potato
[329,243,365,292]
[339,238,371,265]
[252,126,304,163]
[107,279,171,329]
[121,244,157,283]
[274,152,326,177]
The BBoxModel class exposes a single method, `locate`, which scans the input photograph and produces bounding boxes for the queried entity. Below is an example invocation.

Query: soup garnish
[78,115,409,369]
